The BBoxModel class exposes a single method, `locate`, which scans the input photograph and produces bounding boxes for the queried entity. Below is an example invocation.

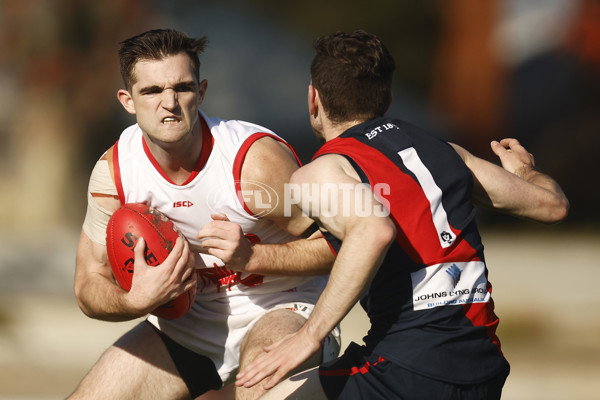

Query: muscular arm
[75,230,146,321]
[198,136,334,275]
[450,139,569,224]
[236,154,396,389]
[287,154,395,342]
[75,152,195,321]
[75,152,138,321]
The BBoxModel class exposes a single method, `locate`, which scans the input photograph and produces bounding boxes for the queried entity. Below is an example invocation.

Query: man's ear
[197,79,208,107]
[117,89,136,115]
[385,92,393,114]
[308,84,319,117]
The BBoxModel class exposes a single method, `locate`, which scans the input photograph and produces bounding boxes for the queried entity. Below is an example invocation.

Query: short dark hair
[310,30,395,123]
[118,29,208,90]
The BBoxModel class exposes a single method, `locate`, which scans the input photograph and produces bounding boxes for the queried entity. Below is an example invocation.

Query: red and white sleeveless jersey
[113,110,317,299]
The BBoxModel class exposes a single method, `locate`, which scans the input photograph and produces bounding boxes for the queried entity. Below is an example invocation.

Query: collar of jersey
[141,115,214,186]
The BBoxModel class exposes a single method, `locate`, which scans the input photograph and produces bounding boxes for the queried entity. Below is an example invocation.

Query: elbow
[548,196,570,224]
[536,195,570,225]
[354,216,396,250]
[73,280,98,319]
[384,219,397,245]
[371,217,397,250]
[73,285,92,318]
[77,301,95,319]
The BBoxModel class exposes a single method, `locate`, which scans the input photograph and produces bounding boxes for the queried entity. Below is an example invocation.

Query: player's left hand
[197,213,253,271]
[490,138,536,180]
[235,328,321,390]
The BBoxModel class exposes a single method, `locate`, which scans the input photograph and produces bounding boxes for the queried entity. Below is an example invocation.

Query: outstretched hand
[196,213,253,271]
[490,138,536,180]
[235,328,321,391]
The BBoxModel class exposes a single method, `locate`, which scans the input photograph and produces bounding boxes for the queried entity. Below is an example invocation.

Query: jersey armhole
[344,156,370,185]
[232,133,301,217]
[321,229,341,256]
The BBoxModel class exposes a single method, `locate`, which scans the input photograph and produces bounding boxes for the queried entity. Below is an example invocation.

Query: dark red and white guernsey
[314,117,509,384]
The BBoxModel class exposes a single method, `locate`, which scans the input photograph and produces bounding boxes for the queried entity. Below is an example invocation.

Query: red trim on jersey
[319,230,340,256]
[112,140,126,206]
[462,280,503,355]
[315,137,479,266]
[232,132,301,217]
[315,137,501,349]
[141,117,214,186]
[319,356,386,377]
[323,238,338,256]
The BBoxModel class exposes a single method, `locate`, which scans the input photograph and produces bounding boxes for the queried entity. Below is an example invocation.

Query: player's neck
[143,127,204,184]
[323,119,366,142]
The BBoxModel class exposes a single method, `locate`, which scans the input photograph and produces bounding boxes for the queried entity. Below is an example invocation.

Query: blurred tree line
[0,0,159,228]
[0,0,597,230]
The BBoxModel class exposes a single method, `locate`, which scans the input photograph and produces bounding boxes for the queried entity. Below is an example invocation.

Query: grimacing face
[118,53,207,146]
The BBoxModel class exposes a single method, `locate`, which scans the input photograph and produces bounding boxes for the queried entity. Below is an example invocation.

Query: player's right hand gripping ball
[106,203,196,319]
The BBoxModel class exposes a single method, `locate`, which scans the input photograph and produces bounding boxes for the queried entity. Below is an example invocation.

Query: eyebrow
[137,80,197,95]
[137,85,163,95]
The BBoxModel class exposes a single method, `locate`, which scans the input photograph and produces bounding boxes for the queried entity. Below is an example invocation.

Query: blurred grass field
[0,228,598,399]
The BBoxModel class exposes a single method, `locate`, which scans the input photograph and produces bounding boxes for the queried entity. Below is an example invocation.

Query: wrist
[301,316,329,345]
[123,290,154,317]
[239,242,257,272]
[514,165,537,181]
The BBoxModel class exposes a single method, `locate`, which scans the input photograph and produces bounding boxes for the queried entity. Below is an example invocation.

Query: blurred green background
[0,0,599,399]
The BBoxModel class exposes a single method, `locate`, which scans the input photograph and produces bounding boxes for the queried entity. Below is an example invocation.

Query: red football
[106,203,196,319]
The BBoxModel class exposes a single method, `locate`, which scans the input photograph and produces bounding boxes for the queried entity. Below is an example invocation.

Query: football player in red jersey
[235,30,568,399]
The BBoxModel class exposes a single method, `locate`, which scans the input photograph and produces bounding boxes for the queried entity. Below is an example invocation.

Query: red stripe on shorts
[319,356,385,377]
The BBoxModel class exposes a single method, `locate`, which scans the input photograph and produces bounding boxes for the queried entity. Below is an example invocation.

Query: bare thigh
[197,384,234,400]
[235,309,322,400]
[67,321,191,400]
[260,367,327,400]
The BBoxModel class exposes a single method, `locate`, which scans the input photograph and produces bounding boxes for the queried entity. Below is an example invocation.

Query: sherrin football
[106,203,196,319]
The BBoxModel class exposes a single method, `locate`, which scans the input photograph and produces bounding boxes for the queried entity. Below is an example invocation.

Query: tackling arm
[289,154,396,348]
[235,154,396,390]
[197,136,335,275]
[451,139,569,224]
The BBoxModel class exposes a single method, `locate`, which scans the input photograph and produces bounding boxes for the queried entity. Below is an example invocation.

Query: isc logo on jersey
[173,201,194,208]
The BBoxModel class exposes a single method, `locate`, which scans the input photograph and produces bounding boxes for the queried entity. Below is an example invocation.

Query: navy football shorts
[147,321,223,397]
[318,342,510,400]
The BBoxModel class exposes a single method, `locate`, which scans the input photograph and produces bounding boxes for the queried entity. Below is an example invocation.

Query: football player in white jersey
[69,29,339,400]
